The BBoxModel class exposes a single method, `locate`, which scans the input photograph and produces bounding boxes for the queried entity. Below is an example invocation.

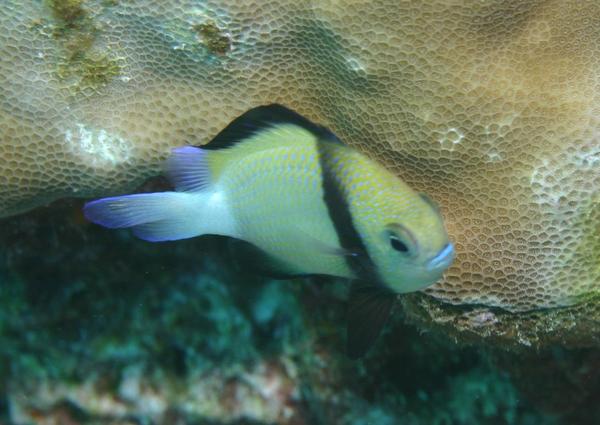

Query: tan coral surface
[1,0,599,312]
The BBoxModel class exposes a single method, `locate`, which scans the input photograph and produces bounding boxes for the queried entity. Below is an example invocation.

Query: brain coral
[1,1,599,322]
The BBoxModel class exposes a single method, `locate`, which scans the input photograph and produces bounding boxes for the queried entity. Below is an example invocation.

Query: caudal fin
[83,192,205,242]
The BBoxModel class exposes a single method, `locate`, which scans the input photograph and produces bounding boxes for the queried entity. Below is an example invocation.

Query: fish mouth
[426,243,455,271]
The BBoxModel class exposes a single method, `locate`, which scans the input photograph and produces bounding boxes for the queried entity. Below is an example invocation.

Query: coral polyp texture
[1,1,599,315]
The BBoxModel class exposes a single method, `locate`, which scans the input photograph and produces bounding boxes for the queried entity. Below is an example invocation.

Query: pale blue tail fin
[84,145,237,242]
[83,192,206,242]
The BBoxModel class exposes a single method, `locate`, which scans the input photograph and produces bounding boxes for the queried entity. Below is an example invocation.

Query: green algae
[43,0,122,92]
[570,197,600,304]
[57,52,123,90]
[45,0,86,25]
[575,290,600,305]
[193,21,232,56]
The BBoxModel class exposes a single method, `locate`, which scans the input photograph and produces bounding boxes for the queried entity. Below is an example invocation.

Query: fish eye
[386,223,418,257]
[389,235,409,253]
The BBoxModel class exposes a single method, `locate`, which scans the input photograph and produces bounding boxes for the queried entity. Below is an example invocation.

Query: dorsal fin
[202,104,343,150]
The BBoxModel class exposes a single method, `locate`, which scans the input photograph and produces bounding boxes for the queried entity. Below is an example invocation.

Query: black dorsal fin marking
[202,104,343,150]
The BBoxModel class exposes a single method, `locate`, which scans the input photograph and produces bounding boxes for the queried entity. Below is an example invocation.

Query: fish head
[356,190,455,293]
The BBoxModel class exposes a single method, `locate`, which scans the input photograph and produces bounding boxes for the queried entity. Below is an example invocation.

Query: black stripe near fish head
[316,140,382,285]
[201,104,343,150]
[316,139,395,359]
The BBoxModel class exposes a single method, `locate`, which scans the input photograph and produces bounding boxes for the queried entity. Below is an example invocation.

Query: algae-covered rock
[401,293,600,350]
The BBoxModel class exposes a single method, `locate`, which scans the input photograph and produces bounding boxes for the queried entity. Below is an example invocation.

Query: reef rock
[0,1,599,326]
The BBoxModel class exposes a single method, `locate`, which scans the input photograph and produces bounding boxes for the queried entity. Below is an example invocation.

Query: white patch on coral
[65,123,133,169]
[485,147,503,163]
[497,112,518,128]
[345,56,366,73]
[172,42,188,51]
[481,124,506,163]
[529,158,566,207]
[573,149,600,170]
[438,127,464,151]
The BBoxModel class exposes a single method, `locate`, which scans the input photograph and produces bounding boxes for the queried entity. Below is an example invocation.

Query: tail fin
[83,192,206,242]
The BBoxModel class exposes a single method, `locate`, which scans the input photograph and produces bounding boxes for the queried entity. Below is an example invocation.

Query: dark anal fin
[346,281,396,359]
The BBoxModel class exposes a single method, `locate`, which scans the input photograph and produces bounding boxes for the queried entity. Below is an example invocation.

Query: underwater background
[1,200,598,424]
[1,0,599,424]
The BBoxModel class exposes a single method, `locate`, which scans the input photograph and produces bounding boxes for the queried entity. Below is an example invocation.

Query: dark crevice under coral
[0,200,598,424]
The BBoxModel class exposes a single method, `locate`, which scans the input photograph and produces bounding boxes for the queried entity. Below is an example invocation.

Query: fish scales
[217,133,352,278]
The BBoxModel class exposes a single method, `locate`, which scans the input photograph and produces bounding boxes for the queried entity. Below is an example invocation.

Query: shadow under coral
[0,200,598,425]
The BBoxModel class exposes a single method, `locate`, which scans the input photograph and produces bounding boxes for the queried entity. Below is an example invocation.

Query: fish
[83,104,455,358]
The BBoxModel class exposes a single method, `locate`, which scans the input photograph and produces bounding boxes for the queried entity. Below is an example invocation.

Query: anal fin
[346,281,395,359]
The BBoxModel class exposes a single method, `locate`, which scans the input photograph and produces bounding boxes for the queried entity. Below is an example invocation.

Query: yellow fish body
[84,104,454,357]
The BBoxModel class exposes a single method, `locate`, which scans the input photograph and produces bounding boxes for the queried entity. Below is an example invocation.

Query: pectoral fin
[346,281,395,359]
[290,224,360,258]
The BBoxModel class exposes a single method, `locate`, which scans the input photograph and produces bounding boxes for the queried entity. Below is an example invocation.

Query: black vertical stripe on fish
[202,104,343,150]
[316,139,394,358]
[316,139,379,283]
